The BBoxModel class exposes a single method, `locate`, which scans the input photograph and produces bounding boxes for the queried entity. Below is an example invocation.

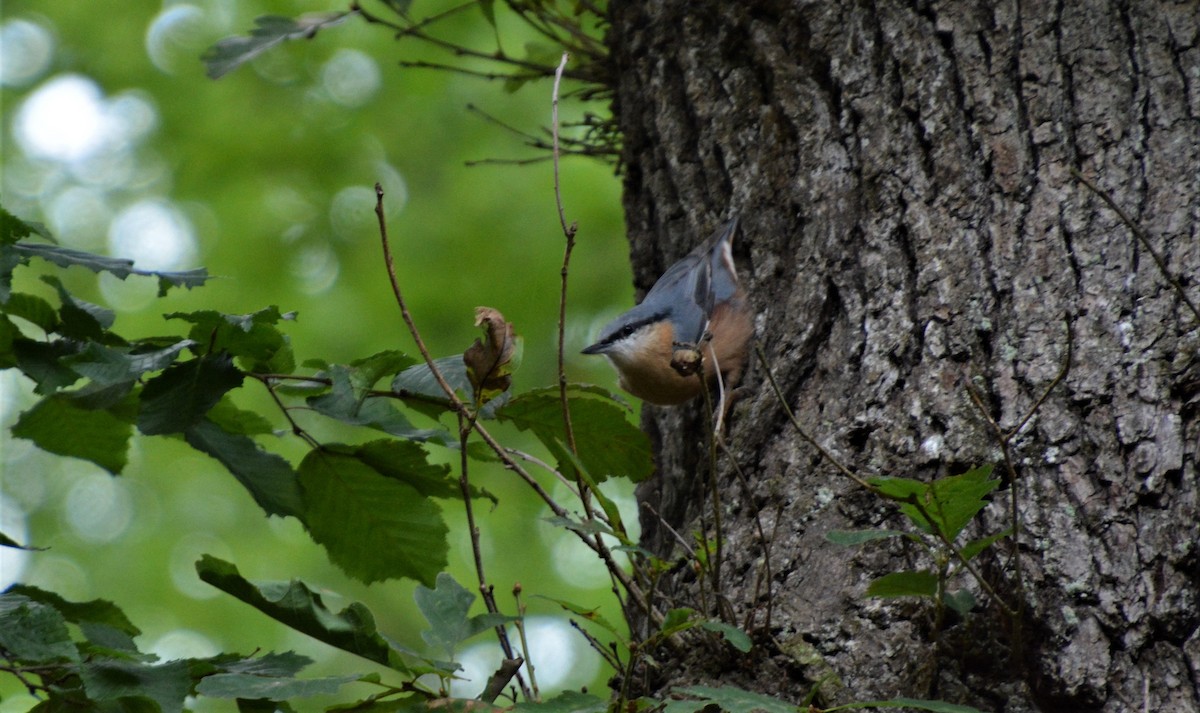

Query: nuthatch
[582,218,754,405]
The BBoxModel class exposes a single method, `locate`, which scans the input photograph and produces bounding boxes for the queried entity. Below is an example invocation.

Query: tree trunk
[608,1,1200,710]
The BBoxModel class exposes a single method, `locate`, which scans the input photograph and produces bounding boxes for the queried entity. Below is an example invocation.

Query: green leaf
[414,573,516,658]
[1,204,53,245]
[12,242,207,294]
[356,439,492,502]
[0,531,42,550]
[672,685,799,713]
[67,339,193,386]
[206,397,276,436]
[496,386,652,483]
[42,274,113,338]
[138,354,244,435]
[308,366,452,444]
[12,393,133,473]
[698,620,753,653]
[13,338,83,393]
[961,527,1013,562]
[869,465,999,541]
[184,419,302,518]
[298,448,448,585]
[81,659,191,713]
[197,672,358,700]
[0,594,79,663]
[865,570,939,599]
[218,651,312,677]
[478,0,497,28]
[203,12,352,79]
[825,529,908,546]
[942,589,976,616]
[196,555,445,675]
[512,691,608,713]
[391,354,472,418]
[5,585,140,636]
[533,596,628,646]
[166,307,294,373]
[4,292,58,331]
[349,350,419,390]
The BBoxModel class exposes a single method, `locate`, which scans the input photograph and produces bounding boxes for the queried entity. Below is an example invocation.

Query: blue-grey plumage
[582,218,754,405]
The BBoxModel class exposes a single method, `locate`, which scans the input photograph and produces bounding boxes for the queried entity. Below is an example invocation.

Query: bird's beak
[581,341,607,355]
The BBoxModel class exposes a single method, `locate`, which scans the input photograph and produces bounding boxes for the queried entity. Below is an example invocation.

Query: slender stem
[1071,167,1200,324]
[374,184,529,700]
[511,585,539,701]
[552,52,579,460]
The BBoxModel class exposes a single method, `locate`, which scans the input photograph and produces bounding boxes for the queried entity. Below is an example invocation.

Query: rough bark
[608,1,1200,710]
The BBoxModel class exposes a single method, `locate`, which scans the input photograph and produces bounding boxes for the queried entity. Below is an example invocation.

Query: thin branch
[249,374,320,448]
[511,584,540,701]
[568,619,621,669]
[552,52,579,459]
[374,184,530,700]
[1071,166,1200,324]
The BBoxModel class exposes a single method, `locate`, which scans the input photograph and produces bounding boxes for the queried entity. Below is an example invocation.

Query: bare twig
[374,185,530,700]
[1071,167,1200,324]
[511,584,540,701]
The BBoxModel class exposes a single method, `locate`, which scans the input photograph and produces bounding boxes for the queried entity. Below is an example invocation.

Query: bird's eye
[619,325,637,338]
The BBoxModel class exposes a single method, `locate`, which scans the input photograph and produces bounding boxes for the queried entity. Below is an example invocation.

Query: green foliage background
[1,0,632,707]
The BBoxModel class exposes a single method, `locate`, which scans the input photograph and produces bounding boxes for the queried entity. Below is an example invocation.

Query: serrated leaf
[391,354,471,418]
[496,386,652,483]
[825,529,908,546]
[5,585,140,636]
[349,350,418,390]
[1,205,53,245]
[414,573,516,658]
[197,672,358,700]
[308,366,452,444]
[4,292,58,331]
[218,651,312,677]
[81,659,190,713]
[196,555,445,675]
[166,307,294,372]
[185,419,302,518]
[356,439,492,502]
[512,691,608,713]
[0,594,79,663]
[532,596,626,644]
[942,589,976,616]
[961,527,1013,562]
[42,274,112,338]
[13,242,206,294]
[698,620,753,653]
[298,448,448,585]
[66,339,193,386]
[203,12,352,79]
[138,354,244,435]
[673,685,799,713]
[865,570,939,599]
[12,393,133,473]
[206,397,275,436]
[13,338,83,393]
[869,465,999,541]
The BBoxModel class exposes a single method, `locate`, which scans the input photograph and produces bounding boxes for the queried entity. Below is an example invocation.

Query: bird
[582,217,754,409]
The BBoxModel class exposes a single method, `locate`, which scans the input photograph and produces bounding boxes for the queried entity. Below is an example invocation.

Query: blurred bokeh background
[0,1,638,708]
